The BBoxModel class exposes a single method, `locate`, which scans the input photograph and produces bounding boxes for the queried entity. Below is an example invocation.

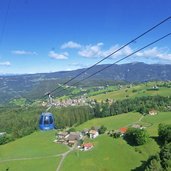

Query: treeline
[0,105,94,144]
[94,95,171,117]
[0,106,41,143]
[0,95,171,145]
[51,106,94,128]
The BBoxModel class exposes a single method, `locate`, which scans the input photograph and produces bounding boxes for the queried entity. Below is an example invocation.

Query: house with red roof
[82,143,93,151]
[119,127,128,135]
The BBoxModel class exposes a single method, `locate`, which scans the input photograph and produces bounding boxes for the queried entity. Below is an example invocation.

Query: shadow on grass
[123,136,139,147]
[150,136,163,148]
[131,161,147,171]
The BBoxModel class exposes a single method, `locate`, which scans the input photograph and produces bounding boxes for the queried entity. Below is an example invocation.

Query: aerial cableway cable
[54,33,171,96]
[45,16,171,97]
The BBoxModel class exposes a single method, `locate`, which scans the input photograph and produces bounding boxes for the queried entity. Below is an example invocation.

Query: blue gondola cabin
[39,113,55,130]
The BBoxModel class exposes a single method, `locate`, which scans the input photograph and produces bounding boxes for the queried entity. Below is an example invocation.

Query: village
[42,96,94,108]
[54,126,100,151]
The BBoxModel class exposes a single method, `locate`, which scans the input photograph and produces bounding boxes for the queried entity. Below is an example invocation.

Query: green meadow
[0,130,68,171]
[61,135,159,171]
[0,130,68,160]
[0,111,170,171]
[76,112,141,131]
[0,157,61,171]
[61,112,171,171]
[140,112,171,136]
[90,82,171,101]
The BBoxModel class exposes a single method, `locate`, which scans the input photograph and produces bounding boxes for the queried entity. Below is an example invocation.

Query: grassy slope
[0,130,68,171]
[0,157,61,171]
[61,112,171,171]
[76,112,141,131]
[140,112,171,136]
[0,112,170,171]
[0,130,68,160]
[61,135,159,171]
[90,83,171,101]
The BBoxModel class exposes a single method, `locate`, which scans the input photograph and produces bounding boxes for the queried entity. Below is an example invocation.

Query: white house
[89,130,99,139]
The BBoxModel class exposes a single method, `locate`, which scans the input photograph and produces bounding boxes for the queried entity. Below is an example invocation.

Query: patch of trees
[144,142,171,171]
[158,124,171,144]
[136,124,171,171]
[124,128,149,146]
[51,106,94,128]
[0,134,14,145]
[0,106,41,142]
[98,125,107,134]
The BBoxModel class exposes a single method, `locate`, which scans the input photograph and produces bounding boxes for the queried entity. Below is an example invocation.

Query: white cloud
[78,43,132,58]
[12,50,38,55]
[78,43,104,58]
[48,51,68,59]
[0,61,11,66]
[78,43,171,62]
[61,41,82,49]
[136,47,171,60]
[60,40,171,63]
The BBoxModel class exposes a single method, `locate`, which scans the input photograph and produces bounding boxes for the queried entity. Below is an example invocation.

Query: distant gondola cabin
[39,113,55,130]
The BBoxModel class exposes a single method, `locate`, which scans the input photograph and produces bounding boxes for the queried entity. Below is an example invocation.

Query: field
[90,82,171,101]
[140,112,171,136]
[0,112,170,171]
[0,157,61,171]
[76,112,141,131]
[60,135,159,171]
[0,131,68,171]
[61,112,171,171]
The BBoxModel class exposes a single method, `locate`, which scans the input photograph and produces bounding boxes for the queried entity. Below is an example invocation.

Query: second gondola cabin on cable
[39,112,55,130]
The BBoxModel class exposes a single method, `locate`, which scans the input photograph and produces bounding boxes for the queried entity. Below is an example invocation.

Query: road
[56,144,76,171]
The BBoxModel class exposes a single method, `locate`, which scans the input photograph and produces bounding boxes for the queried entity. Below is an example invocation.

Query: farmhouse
[149,109,157,115]
[119,127,128,136]
[56,132,69,139]
[81,143,93,151]
[67,132,81,146]
[89,130,99,139]
[55,131,82,146]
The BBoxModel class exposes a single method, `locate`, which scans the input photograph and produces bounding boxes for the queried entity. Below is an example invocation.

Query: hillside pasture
[62,112,171,171]
[61,135,159,171]
[0,130,68,160]
[0,157,61,171]
[75,112,141,131]
[90,82,171,101]
[140,112,171,136]
[0,112,170,171]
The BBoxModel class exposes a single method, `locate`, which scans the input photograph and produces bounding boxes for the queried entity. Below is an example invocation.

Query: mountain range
[1,62,171,104]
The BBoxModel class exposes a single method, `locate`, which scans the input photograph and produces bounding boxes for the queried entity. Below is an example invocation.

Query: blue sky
[0,0,171,74]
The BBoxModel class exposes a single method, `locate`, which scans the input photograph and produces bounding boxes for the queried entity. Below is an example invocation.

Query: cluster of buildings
[42,96,92,107]
[109,124,146,138]
[54,128,99,151]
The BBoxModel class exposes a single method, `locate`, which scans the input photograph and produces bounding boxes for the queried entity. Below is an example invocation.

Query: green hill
[61,112,171,171]
[0,112,170,171]
[0,131,68,171]
[90,82,171,101]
